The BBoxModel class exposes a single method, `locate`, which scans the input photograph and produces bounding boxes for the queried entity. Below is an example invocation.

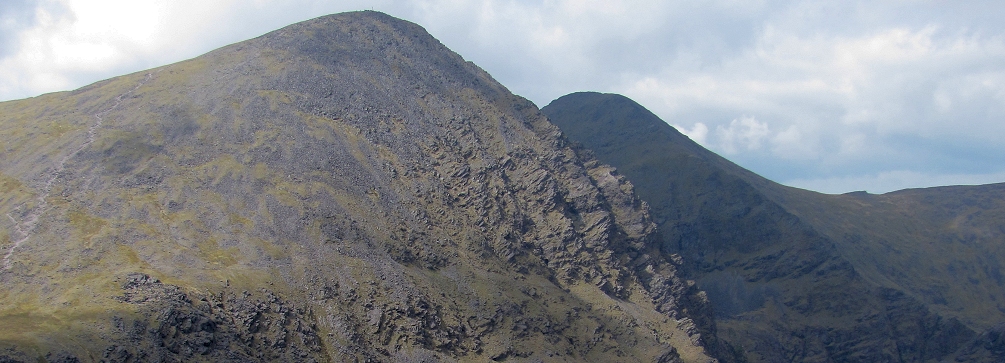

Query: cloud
[0,0,399,101]
[0,0,229,99]
[672,122,709,145]
[1,0,1004,194]
[0,0,48,57]
[715,116,770,155]
[619,3,1005,192]
[771,125,817,160]
[407,0,790,106]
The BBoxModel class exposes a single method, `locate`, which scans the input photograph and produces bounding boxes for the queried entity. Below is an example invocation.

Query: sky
[2,0,1004,194]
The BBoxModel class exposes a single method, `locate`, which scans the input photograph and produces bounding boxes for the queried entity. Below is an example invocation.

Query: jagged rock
[0,11,718,363]
[543,91,1005,363]
[955,324,1005,362]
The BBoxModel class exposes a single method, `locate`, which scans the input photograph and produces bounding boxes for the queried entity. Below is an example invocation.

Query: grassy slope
[775,183,1005,330]
[543,91,1004,362]
[0,13,714,362]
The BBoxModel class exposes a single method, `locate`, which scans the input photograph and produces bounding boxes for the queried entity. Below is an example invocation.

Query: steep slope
[775,183,1005,331]
[543,92,1005,362]
[0,13,721,362]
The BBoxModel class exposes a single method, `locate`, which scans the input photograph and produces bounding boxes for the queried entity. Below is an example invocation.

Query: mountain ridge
[0,12,727,362]
[543,91,1005,362]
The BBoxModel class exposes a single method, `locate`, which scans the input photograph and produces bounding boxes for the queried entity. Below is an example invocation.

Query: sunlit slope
[544,91,1005,362]
[0,13,720,362]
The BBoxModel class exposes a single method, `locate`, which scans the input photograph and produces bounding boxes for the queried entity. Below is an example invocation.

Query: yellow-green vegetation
[0,11,721,363]
[66,209,107,247]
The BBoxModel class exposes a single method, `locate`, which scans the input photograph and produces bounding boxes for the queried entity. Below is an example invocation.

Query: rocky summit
[6,10,1002,363]
[543,92,1005,362]
[0,12,723,363]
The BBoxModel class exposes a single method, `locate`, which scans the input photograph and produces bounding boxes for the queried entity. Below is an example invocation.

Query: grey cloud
[2,0,1003,193]
[616,1,1005,193]
[0,0,41,57]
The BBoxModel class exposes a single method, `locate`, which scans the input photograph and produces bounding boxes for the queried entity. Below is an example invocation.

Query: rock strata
[0,12,719,363]
[543,91,1005,362]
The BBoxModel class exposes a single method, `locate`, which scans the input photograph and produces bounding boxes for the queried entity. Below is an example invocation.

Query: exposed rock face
[955,323,1005,361]
[0,12,720,362]
[108,273,325,362]
[543,92,1005,362]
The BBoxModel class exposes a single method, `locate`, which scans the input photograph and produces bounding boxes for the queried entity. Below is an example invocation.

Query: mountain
[542,92,1005,362]
[0,12,725,363]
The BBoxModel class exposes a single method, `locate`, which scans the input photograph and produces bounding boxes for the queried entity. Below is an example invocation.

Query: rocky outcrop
[106,273,326,362]
[955,324,1005,362]
[0,12,719,363]
[543,91,1005,362]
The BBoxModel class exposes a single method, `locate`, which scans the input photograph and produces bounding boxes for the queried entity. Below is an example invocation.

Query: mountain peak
[544,91,1005,362]
[0,12,721,362]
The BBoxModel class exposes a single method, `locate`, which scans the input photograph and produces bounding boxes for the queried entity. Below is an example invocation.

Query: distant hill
[543,91,1005,362]
[0,13,723,362]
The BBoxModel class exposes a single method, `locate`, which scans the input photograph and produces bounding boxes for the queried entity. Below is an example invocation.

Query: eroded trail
[3,72,157,270]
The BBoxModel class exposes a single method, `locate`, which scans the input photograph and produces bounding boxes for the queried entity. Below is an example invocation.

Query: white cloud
[715,116,770,155]
[0,0,396,100]
[1,0,1004,194]
[673,122,709,145]
[771,125,817,160]
[619,9,1005,192]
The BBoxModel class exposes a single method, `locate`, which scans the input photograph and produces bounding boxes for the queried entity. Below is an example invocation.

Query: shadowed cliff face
[543,92,1005,362]
[0,12,720,363]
